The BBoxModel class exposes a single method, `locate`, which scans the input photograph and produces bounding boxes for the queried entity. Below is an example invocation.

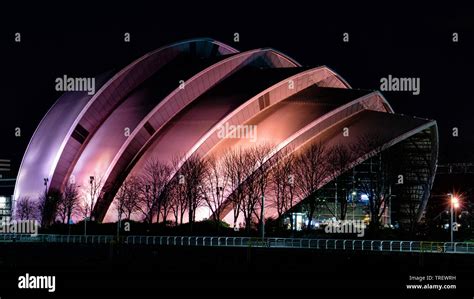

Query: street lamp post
[449,193,460,243]
[450,196,453,243]
[89,176,95,217]
[260,195,265,239]
[85,176,95,236]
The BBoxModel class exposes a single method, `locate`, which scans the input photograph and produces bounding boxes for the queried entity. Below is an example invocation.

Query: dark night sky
[1,3,473,172]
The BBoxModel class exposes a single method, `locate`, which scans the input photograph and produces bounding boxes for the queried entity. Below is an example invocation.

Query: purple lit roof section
[49,39,238,193]
[206,90,385,159]
[185,67,350,163]
[13,72,113,202]
[70,87,155,192]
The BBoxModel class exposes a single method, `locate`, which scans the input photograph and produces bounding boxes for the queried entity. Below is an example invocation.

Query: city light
[451,196,460,209]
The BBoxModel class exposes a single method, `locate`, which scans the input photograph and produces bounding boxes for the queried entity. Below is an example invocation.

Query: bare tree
[170,180,186,225]
[85,174,104,221]
[37,188,62,227]
[113,176,141,221]
[16,196,37,220]
[248,144,273,237]
[270,150,297,224]
[179,155,207,231]
[223,147,248,230]
[201,155,230,226]
[357,154,393,229]
[171,181,187,225]
[327,144,354,220]
[236,147,263,233]
[159,187,173,225]
[240,176,260,233]
[123,176,141,220]
[57,182,80,224]
[294,142,329,229]
[352,134,395,229]
[170,156,188,226]
[137,159,172,224]
[114,180,128,224]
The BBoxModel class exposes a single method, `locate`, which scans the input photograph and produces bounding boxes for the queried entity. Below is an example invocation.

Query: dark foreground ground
[0,243,473,298]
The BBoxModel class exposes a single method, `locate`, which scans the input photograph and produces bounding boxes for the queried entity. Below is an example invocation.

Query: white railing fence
[0,234,472,254]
